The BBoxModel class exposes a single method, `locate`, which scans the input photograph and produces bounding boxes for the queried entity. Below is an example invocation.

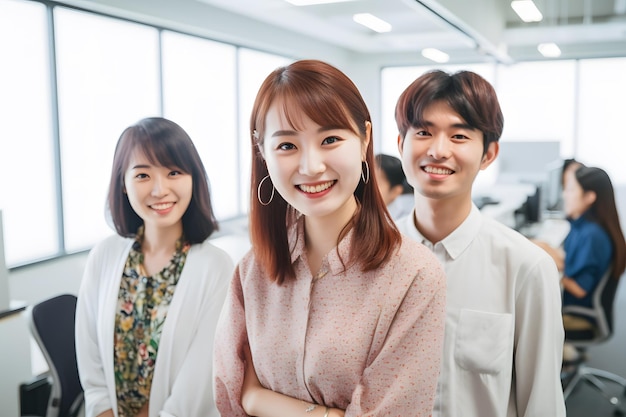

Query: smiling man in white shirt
[394,70,566,417]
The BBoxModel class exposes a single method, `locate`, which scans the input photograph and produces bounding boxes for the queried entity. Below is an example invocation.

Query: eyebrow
[129,164,151,170]
[270,125,347,138]
[419,120,477,131]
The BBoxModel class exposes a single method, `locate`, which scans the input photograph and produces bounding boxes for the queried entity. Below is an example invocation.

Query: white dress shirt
[397,204,566,417]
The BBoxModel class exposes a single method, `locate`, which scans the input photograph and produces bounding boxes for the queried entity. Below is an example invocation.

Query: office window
[161,31,239,219]
[496,60,576,155]
[380,64,494,157]
[0,0,58,266]
[577,57,626,184]
[237,49,292,213]
[54,8,160,253]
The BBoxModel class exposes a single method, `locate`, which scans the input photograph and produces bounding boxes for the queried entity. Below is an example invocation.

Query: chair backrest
[29,294,83,417]
[563,267,619,346]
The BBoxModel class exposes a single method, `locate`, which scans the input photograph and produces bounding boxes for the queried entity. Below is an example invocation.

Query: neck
[141,223,183,255]
[304,196,357,272]
[413,194,473,243]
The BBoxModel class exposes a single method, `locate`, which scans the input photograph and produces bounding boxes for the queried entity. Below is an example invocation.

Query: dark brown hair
[107,117,218,243]
[576,166,626,279]
[249,59,400,284]
[395,70,504,155]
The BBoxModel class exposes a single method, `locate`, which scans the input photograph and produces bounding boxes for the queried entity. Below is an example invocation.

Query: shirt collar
[568,209,593,227]
[403,203,483,260]
[289,215,354,275]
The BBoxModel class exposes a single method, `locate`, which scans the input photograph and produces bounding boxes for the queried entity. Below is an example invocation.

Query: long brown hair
[249,59,400,284]
[576,166,626,279]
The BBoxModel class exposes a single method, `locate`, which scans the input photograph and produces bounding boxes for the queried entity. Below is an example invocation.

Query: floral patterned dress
[113,231,190,417]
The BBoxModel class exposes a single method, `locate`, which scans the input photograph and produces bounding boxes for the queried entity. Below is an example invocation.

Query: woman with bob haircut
[213,59,446,417]
[76,117,233,417]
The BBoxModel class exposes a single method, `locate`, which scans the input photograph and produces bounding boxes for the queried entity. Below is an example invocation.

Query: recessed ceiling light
[511,0,543,22]
[538,43,561,57]
[353,13,392,33]
[421,48,449,63]
[284,0,356,5]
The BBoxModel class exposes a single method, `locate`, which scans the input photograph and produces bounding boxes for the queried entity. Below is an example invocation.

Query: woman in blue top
[560,166,626,328]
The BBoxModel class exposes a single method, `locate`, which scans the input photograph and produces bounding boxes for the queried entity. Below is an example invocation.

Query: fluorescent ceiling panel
[353,13,392,33]
[538,42,561,57]
[421,47,449,63]
[511,0,543,22]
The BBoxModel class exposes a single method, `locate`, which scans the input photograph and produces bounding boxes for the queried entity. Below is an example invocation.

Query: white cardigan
[75,234,234,417]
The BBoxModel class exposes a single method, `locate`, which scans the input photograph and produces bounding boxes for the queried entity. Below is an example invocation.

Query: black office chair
[28,294,84,417]
[562,268,626,415]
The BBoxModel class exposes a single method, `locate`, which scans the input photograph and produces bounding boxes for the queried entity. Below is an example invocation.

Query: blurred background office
[1,0,626,416]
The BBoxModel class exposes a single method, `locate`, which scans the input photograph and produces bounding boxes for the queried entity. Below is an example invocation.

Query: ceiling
[197,0,626,63]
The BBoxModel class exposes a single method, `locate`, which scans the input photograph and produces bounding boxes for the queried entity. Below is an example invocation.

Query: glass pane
[496,60,576,153]
[55,8,160,252]
[0,0,58,266]
[161,31,238,220]
[237,49,292,213]
[577,57,626,185]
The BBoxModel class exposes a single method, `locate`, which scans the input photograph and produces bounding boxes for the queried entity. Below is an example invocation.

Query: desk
[477,183,537,228]
[519,217,570,248]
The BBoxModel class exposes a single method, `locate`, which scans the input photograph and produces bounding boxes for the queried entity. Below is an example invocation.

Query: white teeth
[299,181,334,193]
[151,202,174,210]
[424,166,453,175]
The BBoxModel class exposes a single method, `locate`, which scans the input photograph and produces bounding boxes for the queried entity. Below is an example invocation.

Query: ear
[480,141,499,171]
[362,121,372,160]
[390,184,404,200]
[397,134,404,157]
[584,190,597,206]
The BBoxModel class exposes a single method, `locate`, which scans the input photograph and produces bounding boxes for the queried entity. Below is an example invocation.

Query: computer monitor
[496,140,561,184]
[544,159,565,212]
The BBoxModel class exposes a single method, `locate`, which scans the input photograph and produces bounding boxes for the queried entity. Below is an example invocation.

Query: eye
[322,136,341,145]
[277,142,296,151]
[452,134,470,140]
[169,169,184,177]
[135,173,149,179]
[415,129,430,137]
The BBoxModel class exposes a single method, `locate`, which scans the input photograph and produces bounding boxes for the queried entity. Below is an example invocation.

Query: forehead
[422,101,465,123]
[125,148,166,172]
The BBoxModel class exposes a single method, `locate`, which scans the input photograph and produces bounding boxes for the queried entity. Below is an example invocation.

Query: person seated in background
[537,166,626,361]
[532,158,585,266]
[374,153,414,220]
[555,167,624,317]
[75,117,234,417]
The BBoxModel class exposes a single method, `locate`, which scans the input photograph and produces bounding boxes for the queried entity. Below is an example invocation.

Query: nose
[427,134,451,160]
[151,175,168,197]
[299,147,325,176]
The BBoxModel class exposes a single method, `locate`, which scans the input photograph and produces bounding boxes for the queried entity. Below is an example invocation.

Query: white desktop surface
[477,183,537,228]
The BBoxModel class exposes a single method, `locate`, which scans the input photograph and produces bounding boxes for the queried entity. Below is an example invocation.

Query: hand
[136,402,149,417]
[241,343,263,414]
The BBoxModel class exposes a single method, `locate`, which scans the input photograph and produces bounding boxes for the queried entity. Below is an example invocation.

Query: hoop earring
[257,175,275,206]
[361,160,370,184]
